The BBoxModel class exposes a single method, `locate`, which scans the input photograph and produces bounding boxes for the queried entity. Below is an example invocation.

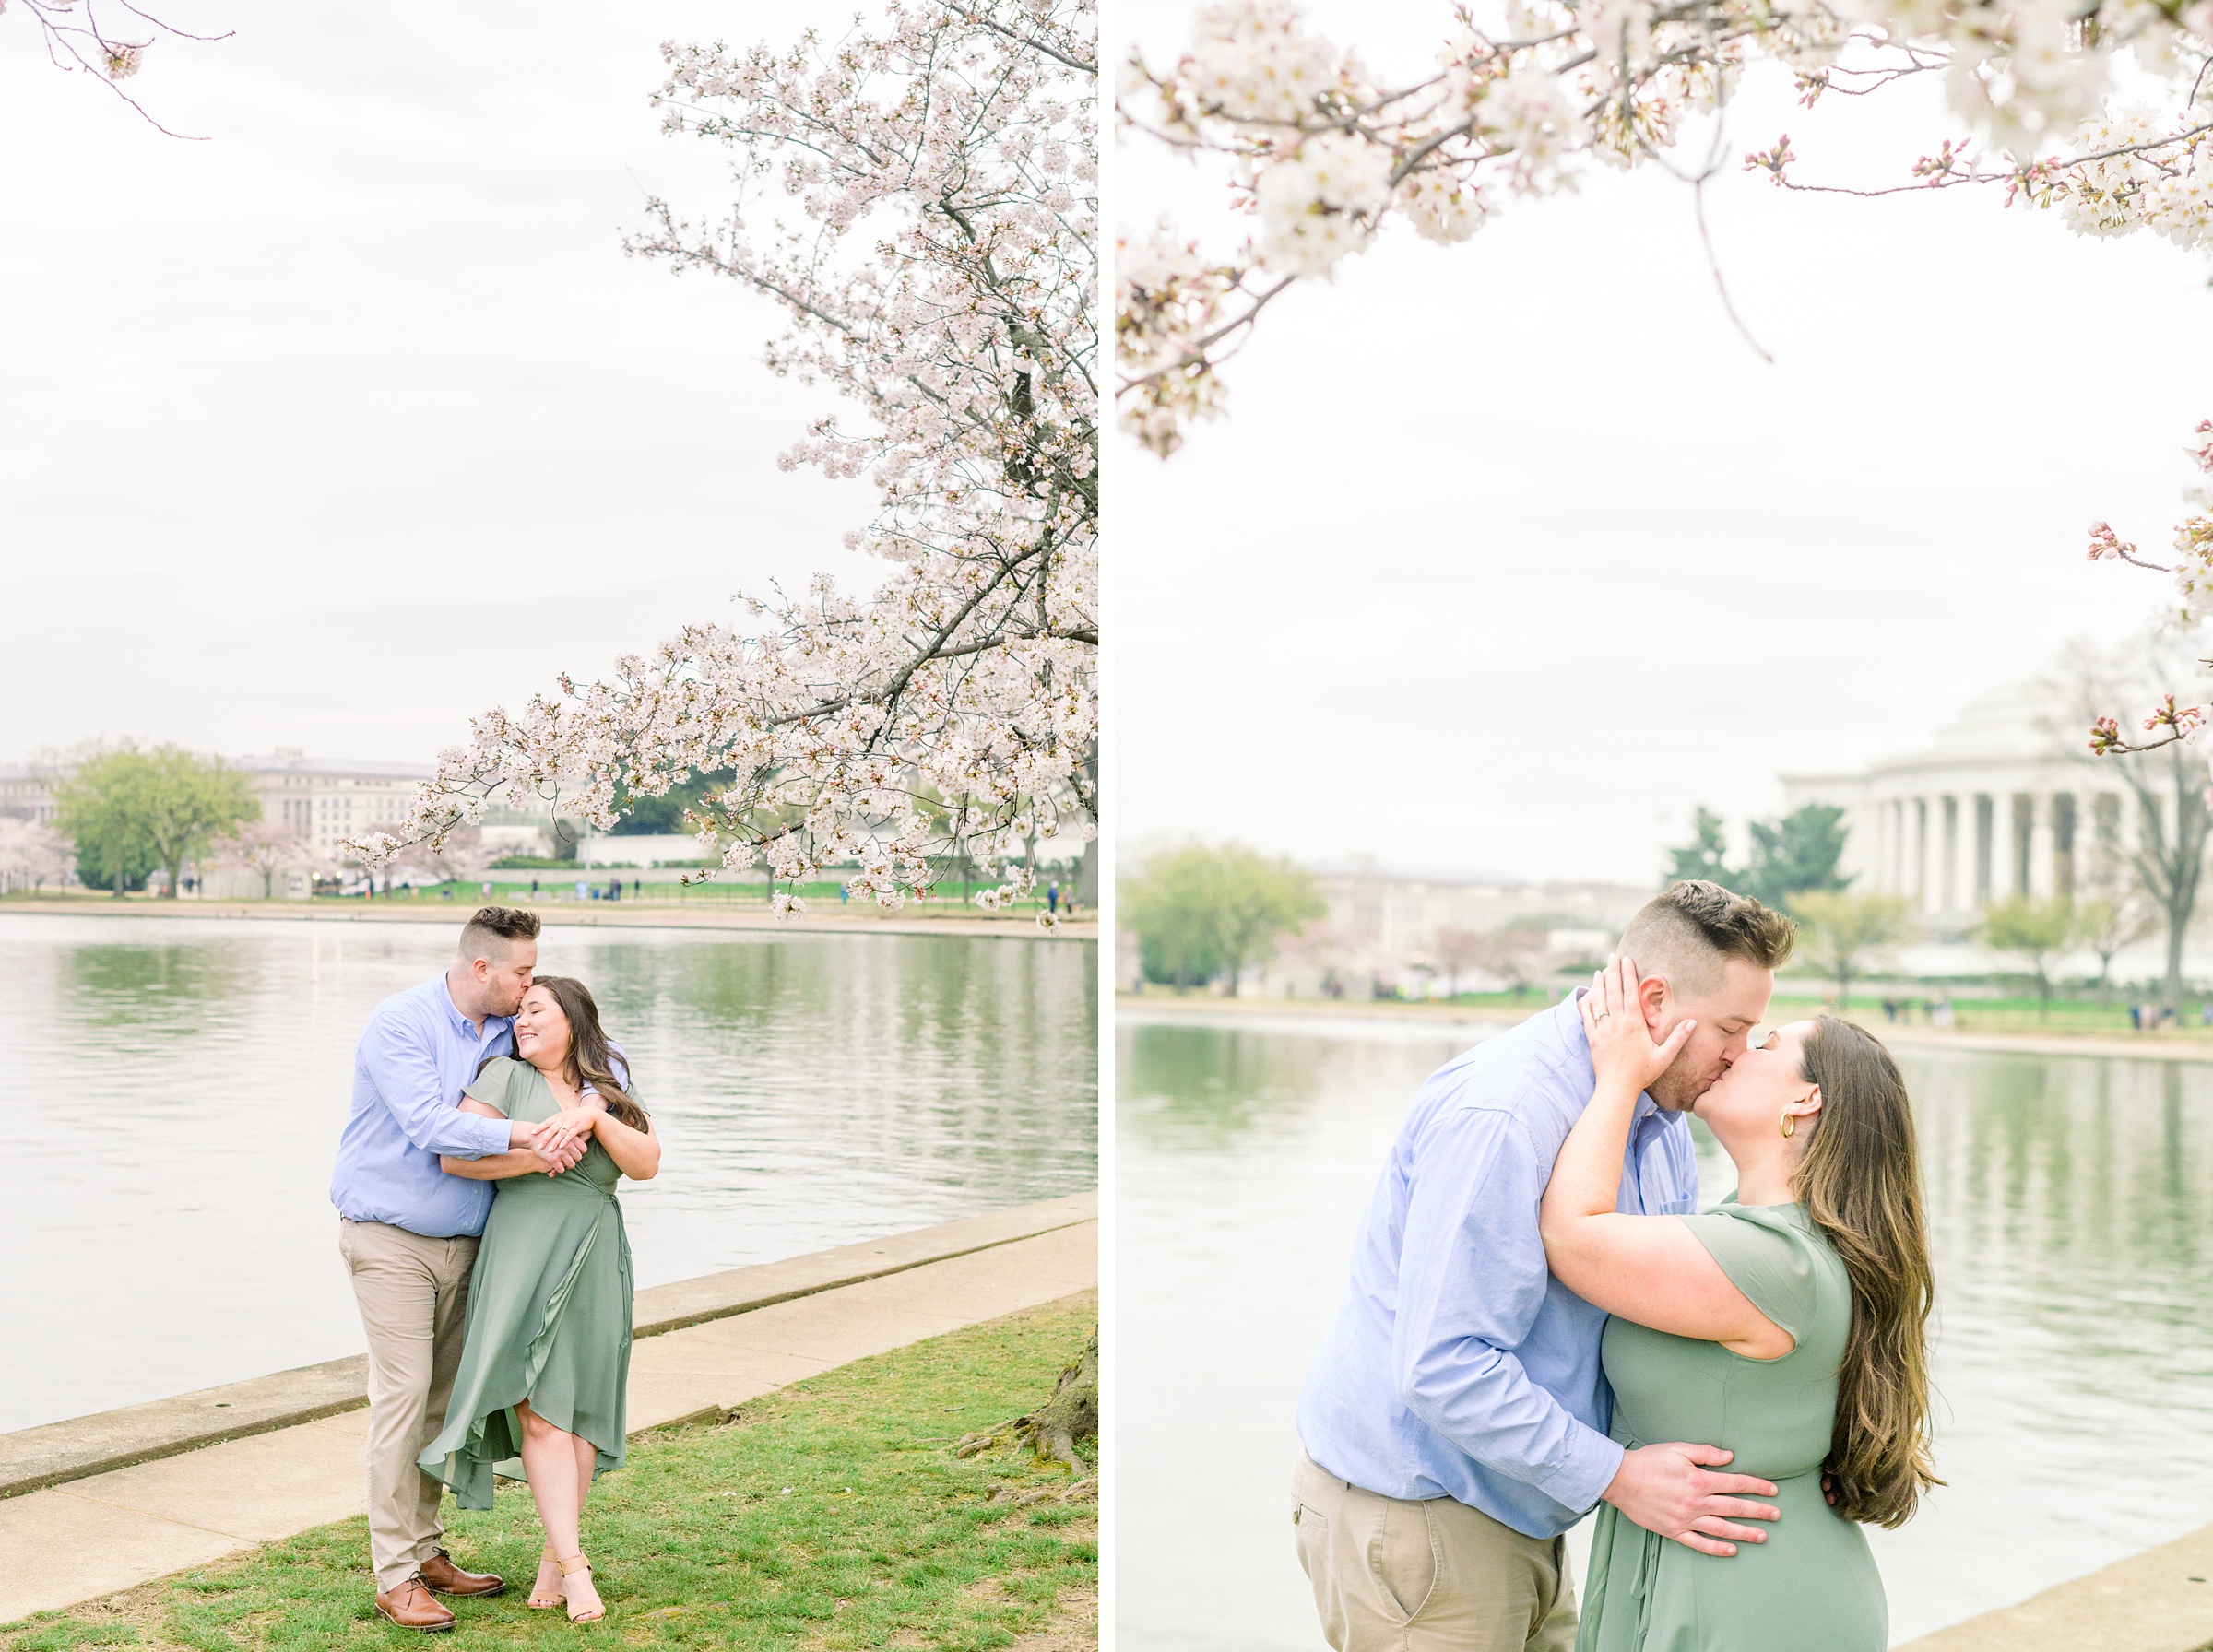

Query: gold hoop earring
[1779,1110,1796,1140]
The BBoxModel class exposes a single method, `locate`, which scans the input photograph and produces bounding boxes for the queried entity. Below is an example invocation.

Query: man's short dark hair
[459,905,540,961]
[1618,879,1794,996]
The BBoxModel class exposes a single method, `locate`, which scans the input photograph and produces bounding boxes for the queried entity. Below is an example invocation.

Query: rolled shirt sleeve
[362,1016,512,1159]
[1391,1107,1627,1512]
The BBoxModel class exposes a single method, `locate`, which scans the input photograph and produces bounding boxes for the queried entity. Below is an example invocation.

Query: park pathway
[0,1194,1096,1623]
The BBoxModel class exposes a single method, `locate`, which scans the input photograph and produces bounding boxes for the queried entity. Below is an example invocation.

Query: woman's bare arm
[441,1097,583,1180]
[1539,958,1793,1361]
[590,1108,660,1181]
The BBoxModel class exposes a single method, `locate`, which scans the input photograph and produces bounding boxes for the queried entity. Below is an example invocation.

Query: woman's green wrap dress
[1576,1199,1888,1652]
[418,1056,634,1510]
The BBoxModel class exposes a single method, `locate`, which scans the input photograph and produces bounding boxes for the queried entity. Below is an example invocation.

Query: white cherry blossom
[1118,0,2213,454]
[349,0,1096,926]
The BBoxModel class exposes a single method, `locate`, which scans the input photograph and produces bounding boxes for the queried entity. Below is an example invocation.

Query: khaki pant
[338,1217,479,1592]
[1293,1453,1577,1652]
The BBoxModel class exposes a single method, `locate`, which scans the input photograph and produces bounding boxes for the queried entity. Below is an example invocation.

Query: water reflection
[64,939,254,1030]
[1118,1012,2213,1648]
[0,915,1095,1435]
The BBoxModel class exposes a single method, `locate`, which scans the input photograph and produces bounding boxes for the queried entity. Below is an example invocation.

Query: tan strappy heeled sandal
[527,1545,564,1611]
[559,1552,604,1624]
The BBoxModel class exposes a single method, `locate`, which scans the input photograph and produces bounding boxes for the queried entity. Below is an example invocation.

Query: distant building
[1249,864,1654,998]
[233,749,435,858]
[1312,864,1653,965]
[0,749,560,879]
[1781,677,2147,936]
[0,768,58,824]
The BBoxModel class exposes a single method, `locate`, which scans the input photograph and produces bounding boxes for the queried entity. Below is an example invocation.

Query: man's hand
[1602,1443,1781,1557]
[507,1120,588,1176]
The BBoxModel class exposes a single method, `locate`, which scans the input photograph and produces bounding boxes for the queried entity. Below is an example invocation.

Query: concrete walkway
[0,1196,1096,1624]
[1894,1521,2213,1651]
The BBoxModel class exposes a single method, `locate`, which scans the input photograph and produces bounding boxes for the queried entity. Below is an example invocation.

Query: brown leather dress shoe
[420,1549,507,1598]
[374,1577,456,1633]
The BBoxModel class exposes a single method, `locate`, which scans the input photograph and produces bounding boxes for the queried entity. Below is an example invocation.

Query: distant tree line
[1120,842,1324,992]
[54,744,260,897]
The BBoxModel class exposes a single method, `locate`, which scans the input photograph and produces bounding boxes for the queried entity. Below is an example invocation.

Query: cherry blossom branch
[11,0,231,137]
[1116,0,2213,456]
[2082,420,2213,755]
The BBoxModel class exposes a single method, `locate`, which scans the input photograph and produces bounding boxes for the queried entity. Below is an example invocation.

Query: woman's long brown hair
[1793,1015,1939,1528]
[524,974,649,1133]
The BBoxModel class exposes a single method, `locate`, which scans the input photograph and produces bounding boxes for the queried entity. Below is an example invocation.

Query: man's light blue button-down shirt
[1296,992,1700,1540]
[329,974,517,1239]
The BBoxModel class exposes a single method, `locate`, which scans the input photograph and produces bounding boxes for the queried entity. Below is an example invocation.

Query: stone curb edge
[0,901,1095,944]
[0,1197,1096,1502]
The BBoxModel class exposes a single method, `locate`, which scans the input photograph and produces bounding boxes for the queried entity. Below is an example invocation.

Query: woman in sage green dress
[420,974,660,1625]
[1541,958,1937,1652]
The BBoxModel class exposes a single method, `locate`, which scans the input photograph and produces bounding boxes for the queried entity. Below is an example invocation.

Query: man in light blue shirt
[1293,882,1799,1652]
[331,906,590,1632]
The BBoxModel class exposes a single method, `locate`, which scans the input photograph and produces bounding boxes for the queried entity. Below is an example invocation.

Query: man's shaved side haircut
[1618,879,1795,997]
[459,905,541,962]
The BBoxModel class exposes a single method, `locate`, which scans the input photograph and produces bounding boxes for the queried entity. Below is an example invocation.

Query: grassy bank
[1119,990,2213,1053]
[1126,985,2213,1040]
[0,1294,1097,1652]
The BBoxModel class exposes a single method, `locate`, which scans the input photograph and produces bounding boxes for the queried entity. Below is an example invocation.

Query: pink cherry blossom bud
[2087,522,2135,562]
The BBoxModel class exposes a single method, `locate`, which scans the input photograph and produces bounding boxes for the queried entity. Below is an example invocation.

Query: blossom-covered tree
[2057,625,2213,1009]
[209,820,311,900]
[1118,0,2213,454]
[0,819,77,895]
[349,0,1098,927]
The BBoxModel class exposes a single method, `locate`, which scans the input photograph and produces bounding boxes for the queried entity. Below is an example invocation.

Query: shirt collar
[1567,985,1664,1125]
[439,974,510,1041]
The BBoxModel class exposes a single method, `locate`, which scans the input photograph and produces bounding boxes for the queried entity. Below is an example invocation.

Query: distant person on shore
[418,974,659,1624]
[329,907,590,1632]
[1292,882,1796,1651]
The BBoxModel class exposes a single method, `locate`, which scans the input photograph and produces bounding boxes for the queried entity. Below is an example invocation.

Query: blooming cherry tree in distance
[348,0,1097,926]
[1117,0,2213,455]
[210,820,311,900]
[0,819,77,896]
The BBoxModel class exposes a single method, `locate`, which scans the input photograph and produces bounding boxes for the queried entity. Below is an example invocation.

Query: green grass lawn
[2,1295,1097,1652]
[1765,991,2213,1035]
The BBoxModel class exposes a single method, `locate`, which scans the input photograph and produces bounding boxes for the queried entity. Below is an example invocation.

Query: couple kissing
[1296,880,1936,1652]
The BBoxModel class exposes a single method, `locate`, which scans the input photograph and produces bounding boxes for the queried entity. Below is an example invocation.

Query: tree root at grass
[954,1332,1096,1476]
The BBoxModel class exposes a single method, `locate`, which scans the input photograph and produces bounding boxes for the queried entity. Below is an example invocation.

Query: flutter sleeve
[1676,1205,1821,1346]
[461,1056,517,1119]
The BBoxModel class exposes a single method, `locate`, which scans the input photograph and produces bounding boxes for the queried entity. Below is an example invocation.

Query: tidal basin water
[0,914,1096,1435]
[1118,1009,2213,1648]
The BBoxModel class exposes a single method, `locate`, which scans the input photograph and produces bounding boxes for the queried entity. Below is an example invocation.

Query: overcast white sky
[8,4,2205,886]
[0,2,870,768]
[1118,0,2212,884]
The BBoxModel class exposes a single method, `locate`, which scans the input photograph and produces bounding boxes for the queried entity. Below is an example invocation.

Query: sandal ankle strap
[558,1553,592,1575]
